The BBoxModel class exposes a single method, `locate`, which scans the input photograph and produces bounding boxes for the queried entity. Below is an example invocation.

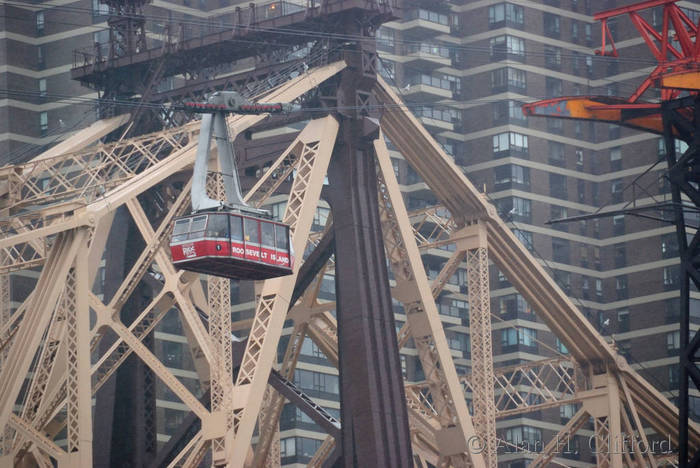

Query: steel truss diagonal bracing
[0,53,695,468]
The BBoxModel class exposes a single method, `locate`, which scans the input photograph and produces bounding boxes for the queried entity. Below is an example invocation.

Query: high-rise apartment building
[3,0,699,466]
[365,1,699,466]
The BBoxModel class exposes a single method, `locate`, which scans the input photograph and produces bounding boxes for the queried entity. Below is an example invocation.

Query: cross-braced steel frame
[663,96,700,468]
[0,57,698,468]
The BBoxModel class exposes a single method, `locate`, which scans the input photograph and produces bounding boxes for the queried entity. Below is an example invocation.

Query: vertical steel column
[0,256,10,461]
[326,31,412,464]
[63,229,92,467]
[327,135,412,467]
[93,208,128,468]
[664,96,700,468]
[463,225,496,468]
[208,174,234,465]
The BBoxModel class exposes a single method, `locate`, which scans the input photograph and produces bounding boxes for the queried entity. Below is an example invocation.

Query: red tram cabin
[169,212,293,280]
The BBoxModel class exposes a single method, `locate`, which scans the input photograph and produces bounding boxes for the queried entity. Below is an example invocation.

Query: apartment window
[548,141,565,166]
[544,46,562,69]
[585,56,594,77]
[313,207,330,228]
[492,100,526,123]
[614,244,626,267]
[609,123,621,139]
[497,197,531,222]
[591,184,600,208]
[546,118,563,135]
[36,11,45,35]
[664,266,679,289]
[680,6,700,24]
[545,77,563,97]
[378,59,395,80]
[611,179,624,202]
[610,147,622,170]
[551,205,568,232]
[572,51,582,75]
[280,437,296,458]
[595,279,603,297]
[593,246,601,269]
[498,294,533,317]
[446,331,469,353]
[667,330,680,351]
[505,426,541,446]
[268,201,287,221]
[38,79,47,98]
[560,404,576,422]
[555,270,571,293]
[582,276,590,298]
[162,341,184,367]
[669,366,680,388]
[615,276,628,299]
[571,152,583,173]
[415,106,458,123]
[377,28,395,52]
[440,141,455,156]
[391,158,400,178]
[490,35,525,60]
[543,13,561,37]
[577,179,585,203]
[550,173,567,198]
[492,132,528,154]
[413,9,449,25]
[661,233,678,258]
[617,310,629,332]
[490,68,526,92]
[439,299,468,319]
[320,274,335,295]
[579,245,588,267]
[494,165,529,188]
[658,138,666,157]
[508,101,526,121]
[93,0,109,16]
[613,215,625,235]
[501,328,537,348]
[556,337,569,354]
[488,3,524,27]
[39,112,48,136]
[300,338,326,359]
[293,369,339,395]
[571,21,579,42]
[513,229,533,250]
[37,46,45,70]
[294,437,322,458]
[585,23,592,44]
[552,238,570,263]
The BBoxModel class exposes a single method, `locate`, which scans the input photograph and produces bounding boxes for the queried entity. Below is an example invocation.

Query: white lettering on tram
[183,244,196,258]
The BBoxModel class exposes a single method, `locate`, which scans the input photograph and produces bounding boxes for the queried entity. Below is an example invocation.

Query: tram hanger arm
[189,92,299,213]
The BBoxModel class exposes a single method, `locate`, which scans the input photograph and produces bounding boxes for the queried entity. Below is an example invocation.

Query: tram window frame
[230,215,243,241]
[275,224,289,250]
[244,218,260,244]
[189,215,208,240]
[172,218,191,242]
[206,214,229,238]
[261,221,276,248]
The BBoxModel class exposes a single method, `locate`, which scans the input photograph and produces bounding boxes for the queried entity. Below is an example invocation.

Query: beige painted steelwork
[0,60,695,468]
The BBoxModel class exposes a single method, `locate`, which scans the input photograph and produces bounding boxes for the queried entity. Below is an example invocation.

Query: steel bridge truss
[0,60,697,468]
